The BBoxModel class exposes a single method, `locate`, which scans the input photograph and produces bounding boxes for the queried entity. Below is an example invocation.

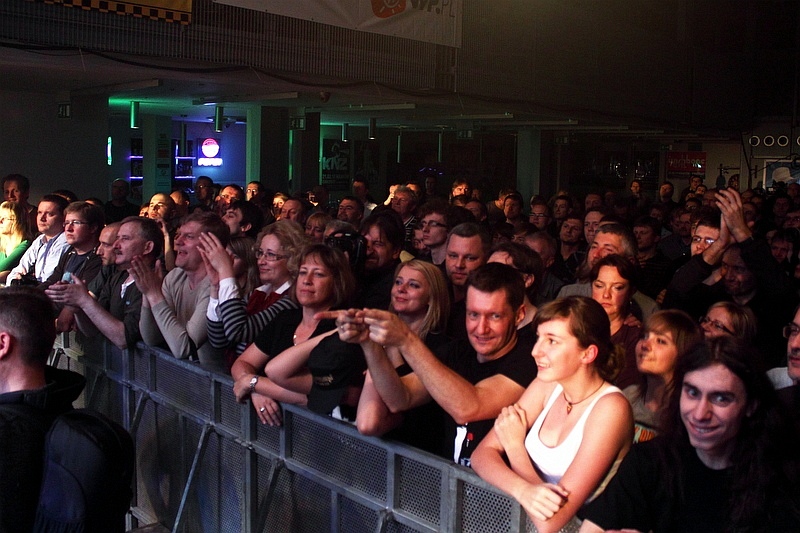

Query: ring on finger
[260,407,266,412]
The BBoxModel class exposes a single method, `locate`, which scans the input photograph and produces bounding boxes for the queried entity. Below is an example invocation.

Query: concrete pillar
[253,107,290,193]
[516,128,542,202]
[141,114,173,201]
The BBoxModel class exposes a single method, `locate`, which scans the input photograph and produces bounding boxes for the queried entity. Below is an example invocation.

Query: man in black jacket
[0,287,85,532]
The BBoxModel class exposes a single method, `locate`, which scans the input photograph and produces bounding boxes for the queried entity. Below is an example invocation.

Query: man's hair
[447,222,492,258]
[65,201,105,233]
[2,173,30,193]
[633,215,662,235]
[393,186,418,207]
[39,194,69,213]
[183,211,230,247]
[692,207,721,231]
[416,199,473,230]
[498,187,516,201]
[451,178,470,190]
[490,241,544,300]
[195,175,213,185]
[171,189,190,204]
[468,262,525,313]
[339,195,365,214]
[524,230,557,261]
[0,287,56,366]
[221,183,244,197]
[529,199,551,215]
[595,222,637,260]
[228,200,265,238]
[119,216,163,258]
[360,210,405,251]
[503,191,524,206]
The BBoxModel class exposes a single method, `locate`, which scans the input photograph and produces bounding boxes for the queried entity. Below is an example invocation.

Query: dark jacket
[0,367,85,532]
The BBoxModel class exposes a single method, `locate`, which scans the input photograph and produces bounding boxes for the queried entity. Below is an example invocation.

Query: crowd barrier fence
[51,333,547,533]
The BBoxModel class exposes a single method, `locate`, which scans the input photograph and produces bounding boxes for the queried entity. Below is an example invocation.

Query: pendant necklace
[563,382,604,414]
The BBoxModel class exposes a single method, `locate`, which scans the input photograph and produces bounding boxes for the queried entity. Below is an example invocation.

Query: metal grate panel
[339,495,379,533]
[290,415,388,501]
[461,483,514,533]
[397,455,442,526]
[155,356,212,419]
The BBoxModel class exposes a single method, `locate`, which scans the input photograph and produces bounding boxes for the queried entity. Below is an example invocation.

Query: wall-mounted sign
[666,151,706,174]
[198,138,223,167]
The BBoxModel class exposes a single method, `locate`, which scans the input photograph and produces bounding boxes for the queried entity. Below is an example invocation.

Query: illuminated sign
[107,136,112,165]
[198,138,222,167]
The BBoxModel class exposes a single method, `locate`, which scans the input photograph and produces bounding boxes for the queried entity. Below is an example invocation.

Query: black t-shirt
[385,331,452,455]
[438,333,537,464]
[580,439,733,533]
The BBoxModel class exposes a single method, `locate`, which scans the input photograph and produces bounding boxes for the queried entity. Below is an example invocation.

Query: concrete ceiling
[1,42,727,142]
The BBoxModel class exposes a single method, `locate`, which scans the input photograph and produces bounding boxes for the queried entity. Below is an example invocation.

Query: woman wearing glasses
[200,220,306,371]
[699,301,757,344]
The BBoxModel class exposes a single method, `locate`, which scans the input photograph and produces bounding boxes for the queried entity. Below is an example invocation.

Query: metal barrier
[51,334,537,533]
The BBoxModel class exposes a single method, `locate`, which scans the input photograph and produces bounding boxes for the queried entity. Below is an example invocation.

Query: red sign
[667,151,706,174]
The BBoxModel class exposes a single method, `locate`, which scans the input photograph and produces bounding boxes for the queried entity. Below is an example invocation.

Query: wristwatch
[249,375,259,393]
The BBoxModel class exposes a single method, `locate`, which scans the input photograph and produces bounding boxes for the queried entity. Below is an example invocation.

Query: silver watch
[249,375,258,392]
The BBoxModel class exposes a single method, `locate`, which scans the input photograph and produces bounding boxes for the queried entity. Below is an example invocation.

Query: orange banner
[29,0,192,24]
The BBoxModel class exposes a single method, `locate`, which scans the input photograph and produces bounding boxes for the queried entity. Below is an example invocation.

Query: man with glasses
[415,199,472,266]
[529,200,555,237]
[666,189,797,367]
[40,201,105,331]
[45,217,161,350]
[214,184,244,217]
[191,175,214,212]
[336,195,364,227]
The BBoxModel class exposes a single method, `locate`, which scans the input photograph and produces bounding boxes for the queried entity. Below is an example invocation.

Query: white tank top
[524,383,622,484]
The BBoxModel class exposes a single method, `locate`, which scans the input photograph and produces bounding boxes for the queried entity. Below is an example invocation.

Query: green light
[107,136,113,166]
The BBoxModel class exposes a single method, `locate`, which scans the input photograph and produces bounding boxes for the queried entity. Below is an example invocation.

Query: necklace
[563,382,605,414]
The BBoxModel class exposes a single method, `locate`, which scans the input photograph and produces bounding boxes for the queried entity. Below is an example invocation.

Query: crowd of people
[3,169,800,531]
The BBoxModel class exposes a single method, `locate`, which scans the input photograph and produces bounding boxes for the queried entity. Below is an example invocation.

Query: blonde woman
[0,201,32,282]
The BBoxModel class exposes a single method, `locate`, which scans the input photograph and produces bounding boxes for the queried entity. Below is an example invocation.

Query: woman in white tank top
[472,296,633,533]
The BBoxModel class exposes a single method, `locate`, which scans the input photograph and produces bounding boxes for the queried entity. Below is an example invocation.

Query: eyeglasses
[254,249,288,261]
[529,213,549,219]
[691,235,716,246]
[63,220,89,227]
[418,220,448,230]
[699,316,735,335]
[783,323,800,339]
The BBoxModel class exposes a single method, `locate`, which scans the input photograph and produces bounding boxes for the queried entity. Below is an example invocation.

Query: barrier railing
[52,333,537,533]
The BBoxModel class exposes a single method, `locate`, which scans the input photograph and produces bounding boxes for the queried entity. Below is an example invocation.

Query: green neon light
[107,136,112,166]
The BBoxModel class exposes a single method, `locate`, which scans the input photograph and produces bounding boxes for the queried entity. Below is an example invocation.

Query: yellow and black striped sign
[29,0,192,25]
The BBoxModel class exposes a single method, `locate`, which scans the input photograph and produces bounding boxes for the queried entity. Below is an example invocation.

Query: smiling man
[134,211,230,369]
[343,262,536,465]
